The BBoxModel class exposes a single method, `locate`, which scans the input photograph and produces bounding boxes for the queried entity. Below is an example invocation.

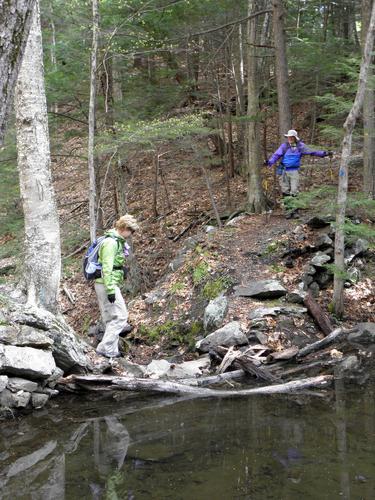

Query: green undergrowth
[138,320,203,350]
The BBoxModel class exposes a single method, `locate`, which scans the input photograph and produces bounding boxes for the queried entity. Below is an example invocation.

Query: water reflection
[0,383,374,499]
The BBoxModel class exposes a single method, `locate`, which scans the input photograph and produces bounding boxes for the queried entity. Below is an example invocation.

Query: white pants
[95,283,128,357]
[279,170,299,196]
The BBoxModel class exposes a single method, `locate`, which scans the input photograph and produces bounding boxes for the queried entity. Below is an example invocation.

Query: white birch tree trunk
[333,0,375,316]
[15,1,61,313]
[246,0,266,213]
[0,0,36,144]
[271,0,292,138]
[88,0,99,242]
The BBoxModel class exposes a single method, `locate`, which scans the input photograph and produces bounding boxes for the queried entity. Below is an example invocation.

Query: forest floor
[0,105,374,367]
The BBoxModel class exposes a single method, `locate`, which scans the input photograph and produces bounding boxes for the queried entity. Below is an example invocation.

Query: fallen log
[297,328,347,359]
[72,374,333,398]
[278,358,341,377]
[304,293,334,335]
[180,369,246,387]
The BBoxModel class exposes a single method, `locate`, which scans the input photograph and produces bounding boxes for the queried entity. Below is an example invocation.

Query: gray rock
[302,274,314,287]
[0,257,16,276]
[249,306,307,320]
[169,254,186,272]
[0,375,8,392]
[310,252,331,268]
[205,225,216,233]
[31,393,49,409]
[203,295,228,332]
[37,387,59,397]
[286,289,307,304]
[254,331,269,345]
[45,367,64,388]
[308,282,320,298]
[315,271,332,288]
[234,280,287,299]
[347,267,361,285]
[348,323,375,349]
[306,216,333,228]
[315,234,333,248]
[144,289,167,305]
[9,305,90,372]
[145,357,211,379]
[0,345,56,380]
[0,389,31,408]
[7,377,38,393]
[117,359,146,378]
[304,265,316,276]
[196,321,248,352]
[0,325,53,348]
[345,238,369,263]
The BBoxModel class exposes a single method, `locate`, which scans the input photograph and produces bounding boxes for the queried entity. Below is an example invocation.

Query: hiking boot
[119,324,133,338]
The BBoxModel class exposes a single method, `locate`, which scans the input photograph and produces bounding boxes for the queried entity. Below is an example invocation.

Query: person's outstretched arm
[266,143,288,166]
[299,141,330,158]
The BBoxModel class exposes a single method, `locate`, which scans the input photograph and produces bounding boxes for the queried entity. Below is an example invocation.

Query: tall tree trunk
[333,0,375,317]
[88,0,99,242]
[15,1,61,313]
[246,0,266,213]
[271,0,292,138]
[362,0,375,198]
[0,0,36,144]
[48,0,58,113]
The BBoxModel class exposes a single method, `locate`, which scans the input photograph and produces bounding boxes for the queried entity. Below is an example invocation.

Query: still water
[0,380,374,500]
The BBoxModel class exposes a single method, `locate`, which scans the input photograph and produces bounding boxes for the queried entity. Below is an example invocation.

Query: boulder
[315,234,333,248]
[0,345,56,380]
[117,359,146,378]
[31,393,49,409]
[249,306,307,320]
[308,282,320,298]
[315,271,332,288]
[234,280,287,299]
[303,265,316,276]
[45,367,64,388]
[203,295,228,332]
[0,325,53,349]
[310,252,331,268]
[7,377,38,393]
[306,216,333,229]
[9,305,91,372]
[0,375,8,392]
[335,355,360,377]
[196,321,248,352]
[345,238,369,263]
[145,359,171,378]
[146,356,211,379]
[286,288,307,304]
[0,257,16,276]
[0,389,31,408]
[348,323,375,349]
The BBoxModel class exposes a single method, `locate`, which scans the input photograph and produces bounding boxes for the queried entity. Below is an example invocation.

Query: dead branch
[297,328,348,359]
[304,293,334,335]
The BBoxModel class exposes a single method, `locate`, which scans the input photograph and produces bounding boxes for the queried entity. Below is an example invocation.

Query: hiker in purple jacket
[266,129,332,197]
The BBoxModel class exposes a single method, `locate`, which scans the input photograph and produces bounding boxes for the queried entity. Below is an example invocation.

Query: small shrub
[202,276,232,300]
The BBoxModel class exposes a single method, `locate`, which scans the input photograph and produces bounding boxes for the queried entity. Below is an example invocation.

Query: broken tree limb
[304,293,334,335]
[297,328,347,359]
[71,374,333,398]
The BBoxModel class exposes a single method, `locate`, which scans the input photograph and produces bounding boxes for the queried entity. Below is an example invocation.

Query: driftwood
[180,370,246,387]
[71,374,333,398]
[297,328,347,359]
[304,293,334,335]
[278,358,341,377]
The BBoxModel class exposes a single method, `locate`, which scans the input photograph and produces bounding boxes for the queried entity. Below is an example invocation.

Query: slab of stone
[145,359,171,379]
[249,306,307,320]
[117,359,146,378]
[306,216,333,228]
[234,280,287,299]
[0,345,56,380]
[0,375,8,392]
[310,252,331,268]
[0,389,31,408]
[0,325,53,349]
[196,321,248,352]
[315,234,333,248]
[31,393,49,409]
[345,238,369,263]
[203,295,228,332]
[7,377,38,393]
[286,289,307,304]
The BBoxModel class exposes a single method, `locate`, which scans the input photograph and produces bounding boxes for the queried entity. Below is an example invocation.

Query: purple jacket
[267,141,327,174]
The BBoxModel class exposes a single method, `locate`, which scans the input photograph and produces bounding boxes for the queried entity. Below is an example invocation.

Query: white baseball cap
[284,129,300,141]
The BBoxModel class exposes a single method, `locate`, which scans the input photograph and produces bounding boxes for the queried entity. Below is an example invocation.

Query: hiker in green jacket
[95,214,139,358]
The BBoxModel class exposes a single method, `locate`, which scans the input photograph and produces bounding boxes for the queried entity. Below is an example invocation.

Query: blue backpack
[83,236,130,280]
[83,236,107,280]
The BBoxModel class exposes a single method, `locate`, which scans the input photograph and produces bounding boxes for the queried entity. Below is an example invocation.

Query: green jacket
[95,229,125,294]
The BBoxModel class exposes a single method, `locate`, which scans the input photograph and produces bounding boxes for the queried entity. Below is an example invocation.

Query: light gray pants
[95,283,128,357]
[279,170,299,196]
